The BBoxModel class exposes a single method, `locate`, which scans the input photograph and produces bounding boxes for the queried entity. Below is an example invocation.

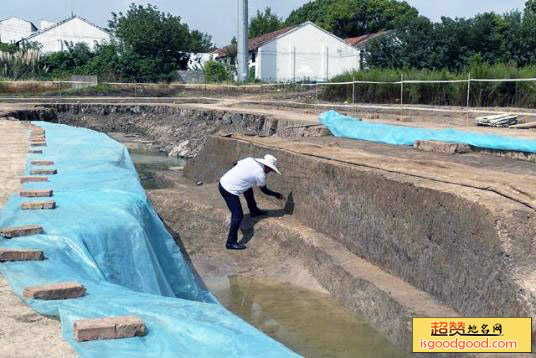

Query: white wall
[0,17,35,43]
[257,23,360,82]
[40,20,56,30]
[30,17,110,53]
[187,53,215,70]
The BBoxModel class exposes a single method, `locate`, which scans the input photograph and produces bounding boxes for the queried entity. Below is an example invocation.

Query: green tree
[526,0,536,14]
[364,7,536,71]
[108,3,213,81]
[286,0,418,38]
[249,7,283,38]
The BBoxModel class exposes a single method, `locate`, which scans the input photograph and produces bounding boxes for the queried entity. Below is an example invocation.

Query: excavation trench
[127,150,408,358]
[5,103,536,356]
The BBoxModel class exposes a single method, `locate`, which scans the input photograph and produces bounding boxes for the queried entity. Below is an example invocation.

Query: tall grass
[0,49,43,80]
[324,63,536,108]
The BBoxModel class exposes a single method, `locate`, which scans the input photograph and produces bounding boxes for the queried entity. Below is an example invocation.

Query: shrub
[204,61,231,83]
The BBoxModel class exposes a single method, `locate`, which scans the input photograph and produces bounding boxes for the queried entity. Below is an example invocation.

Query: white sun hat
[255,154,281,175]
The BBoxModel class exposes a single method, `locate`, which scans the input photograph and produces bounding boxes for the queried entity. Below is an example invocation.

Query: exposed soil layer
[29,103,328,158]
[3,101,536,356]
[147,174,457,355]
[185,134,536,338]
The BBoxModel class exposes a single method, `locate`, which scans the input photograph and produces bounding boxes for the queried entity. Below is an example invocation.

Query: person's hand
[275,193,285,201]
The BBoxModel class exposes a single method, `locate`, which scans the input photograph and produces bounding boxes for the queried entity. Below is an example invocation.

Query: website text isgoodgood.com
[420,337,518,351]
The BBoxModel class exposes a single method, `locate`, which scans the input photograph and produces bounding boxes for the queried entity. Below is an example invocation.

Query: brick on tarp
[21,200,56,210]
[0,248,44,262]
[30,142,46,147]
[28,150,43,154]
[23,282,86,300]
[20,176,48,183]
[74,316,145,342]
[30,169,57,175]
[31,160,54,166]
[414,140,472,154]
[20,189,53,197]
[0,224,43,238]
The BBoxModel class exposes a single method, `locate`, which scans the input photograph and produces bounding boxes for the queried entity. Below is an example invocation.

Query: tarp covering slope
[0,121,300,358]
[320,110,536,153]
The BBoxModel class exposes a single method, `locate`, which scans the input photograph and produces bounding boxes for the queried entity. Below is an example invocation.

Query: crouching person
[218,154,284,250]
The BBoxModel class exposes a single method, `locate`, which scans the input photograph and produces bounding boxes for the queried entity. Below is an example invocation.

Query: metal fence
[1,76,536,123]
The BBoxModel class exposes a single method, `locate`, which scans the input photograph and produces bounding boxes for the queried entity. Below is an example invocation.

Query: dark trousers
[219,183,258,244]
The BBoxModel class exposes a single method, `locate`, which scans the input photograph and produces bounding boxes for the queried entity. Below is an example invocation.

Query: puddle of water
[207,275,410,358]
[130,151,185,189]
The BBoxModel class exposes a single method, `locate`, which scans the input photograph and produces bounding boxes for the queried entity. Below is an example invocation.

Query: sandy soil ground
[0,119,76,358]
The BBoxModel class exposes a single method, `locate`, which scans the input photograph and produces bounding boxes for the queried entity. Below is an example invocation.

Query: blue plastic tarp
[0,121,300,358]
[320,110,536,153]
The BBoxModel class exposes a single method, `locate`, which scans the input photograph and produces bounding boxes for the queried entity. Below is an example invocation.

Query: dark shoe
[226,242,247,250]
[250,209,267,217]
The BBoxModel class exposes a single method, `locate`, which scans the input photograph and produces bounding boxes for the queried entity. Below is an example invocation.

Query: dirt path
[0,119,76,358]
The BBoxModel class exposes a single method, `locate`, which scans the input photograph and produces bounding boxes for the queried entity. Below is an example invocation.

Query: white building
[21,15,110,53]
[0,17,37,43]
[215,22,360,82]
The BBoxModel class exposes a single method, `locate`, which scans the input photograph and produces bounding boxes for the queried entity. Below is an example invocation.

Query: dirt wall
[23,104,326,158]
[185,135,536,323]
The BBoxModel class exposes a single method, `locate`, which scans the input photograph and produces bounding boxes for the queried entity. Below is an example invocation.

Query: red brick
[0,249,44,262]
[23,282,86,300]
[20,176,48,183]
[0,225,43,238]
[31,161,54,166]
[19,190,53,197]
[28,150,43,154]
[74,316,145,342]
[30,169,57,175]
[115,316,145,338]
[74,319,116,341]
[30,142,46,147]
[21,200,56,210]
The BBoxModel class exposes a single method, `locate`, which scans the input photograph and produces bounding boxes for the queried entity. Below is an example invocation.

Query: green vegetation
[204,61,232,83]
[365,1,536,70]
[249,7,284,38]
[324,58,536,107]
[0,3,213,82]
[285,0,418,38]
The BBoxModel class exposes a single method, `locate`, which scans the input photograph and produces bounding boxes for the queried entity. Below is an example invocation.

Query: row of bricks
[24,131,56,209]
[4,127,146,342]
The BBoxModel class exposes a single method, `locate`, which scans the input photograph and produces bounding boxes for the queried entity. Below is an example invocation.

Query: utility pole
[237,0,249,83]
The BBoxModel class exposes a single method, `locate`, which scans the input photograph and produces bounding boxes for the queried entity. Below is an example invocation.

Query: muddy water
[207,276,409,358]
[130,151,185,189]
[131,152,409,358]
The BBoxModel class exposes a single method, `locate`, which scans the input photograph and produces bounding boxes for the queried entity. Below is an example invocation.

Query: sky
[0,0,529,47]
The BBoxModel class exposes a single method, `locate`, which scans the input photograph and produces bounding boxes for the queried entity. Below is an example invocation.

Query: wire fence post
[315,82,318,105]
[466,72,471,127]
[352,75,355,105]
[400,74,404,121]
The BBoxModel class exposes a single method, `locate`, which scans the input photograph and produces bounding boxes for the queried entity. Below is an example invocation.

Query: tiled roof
[344,31,391,48]
[214,25,297,59]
